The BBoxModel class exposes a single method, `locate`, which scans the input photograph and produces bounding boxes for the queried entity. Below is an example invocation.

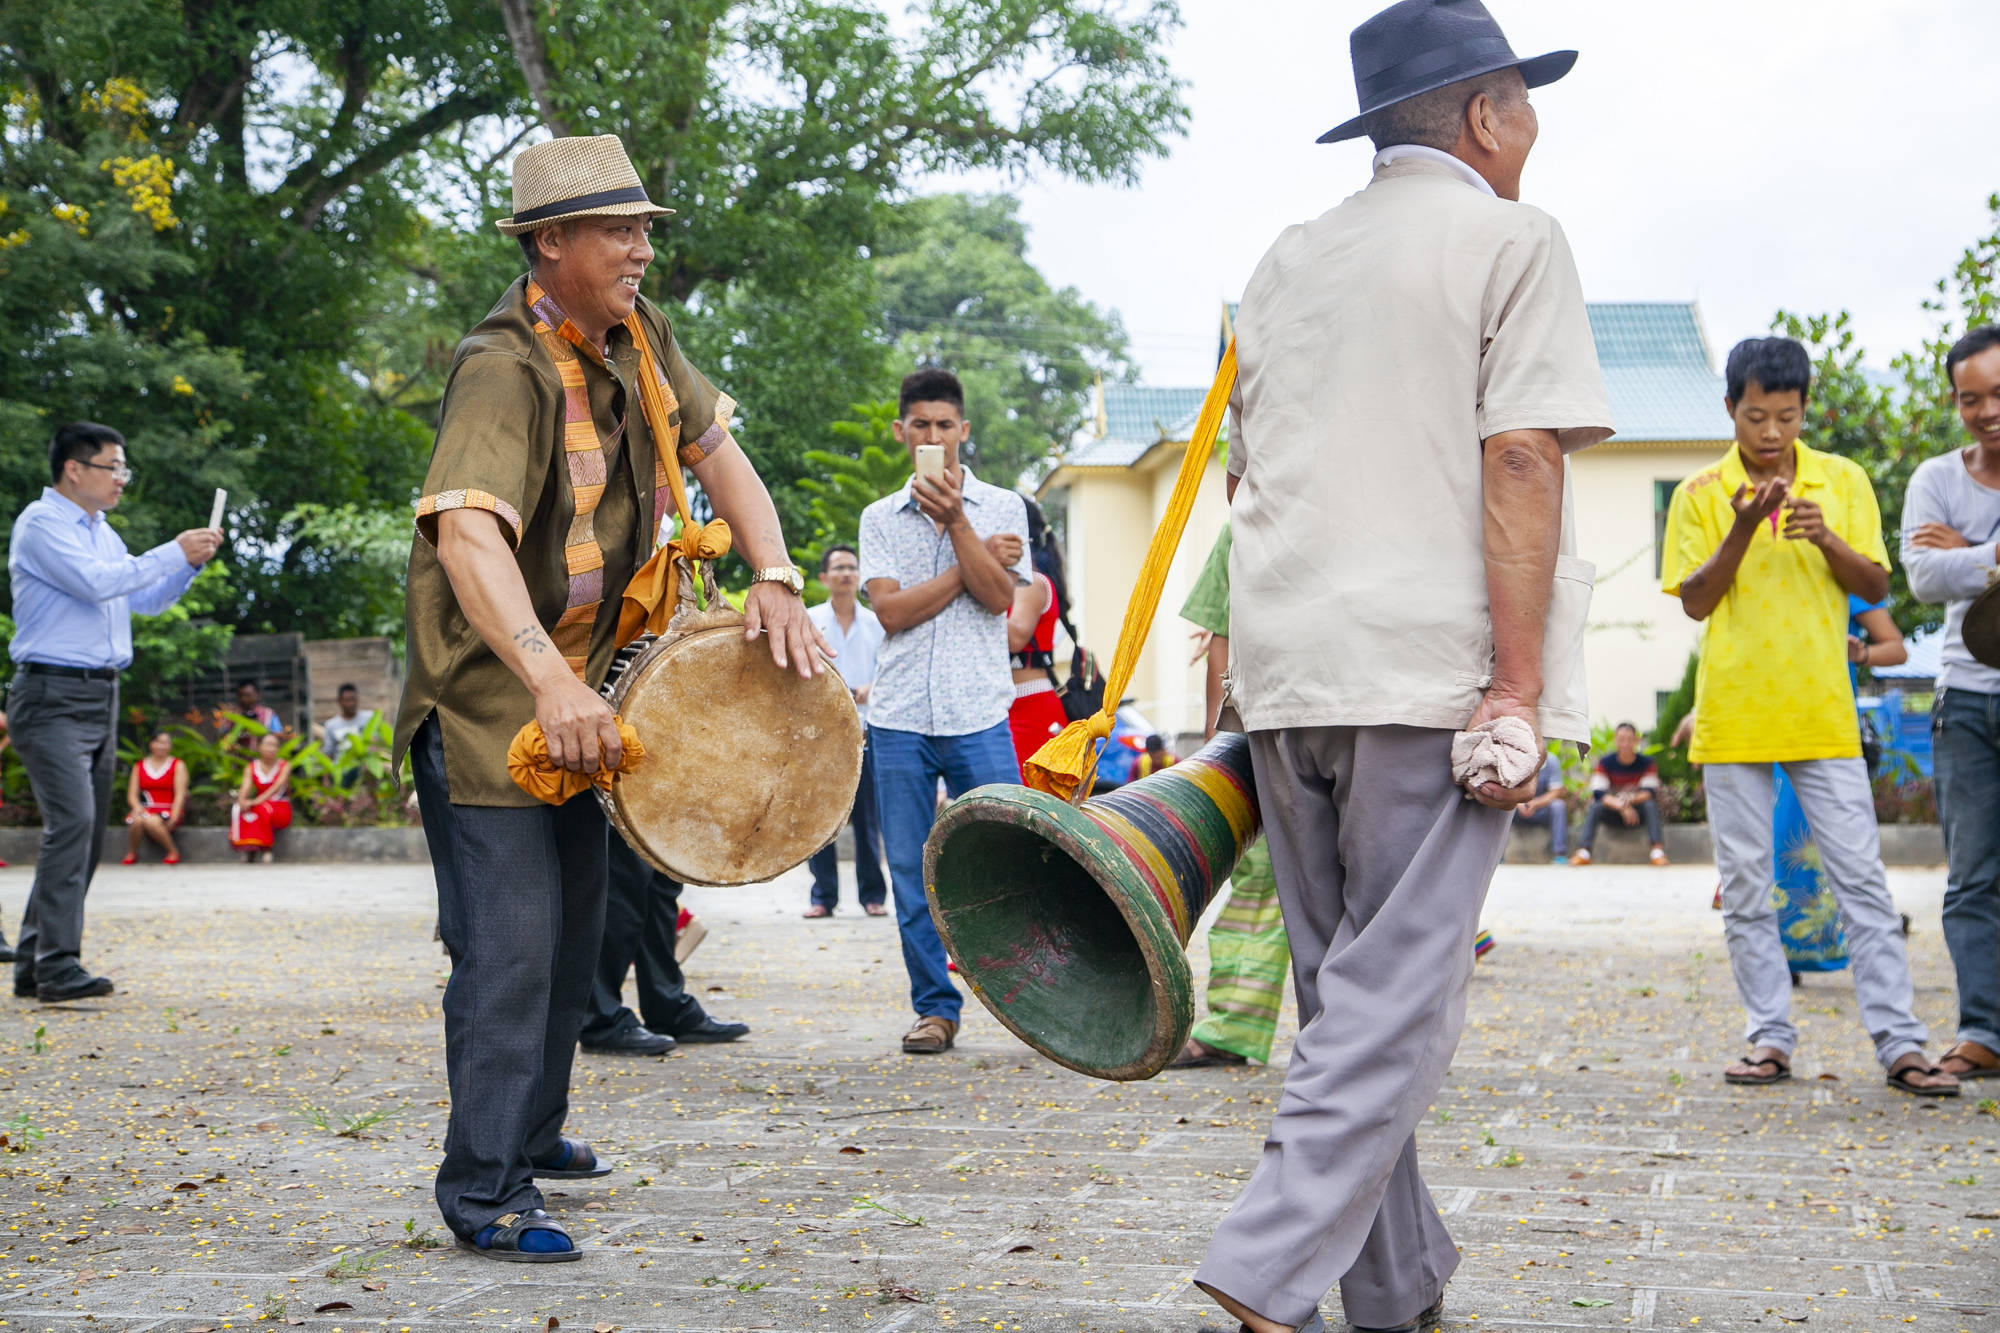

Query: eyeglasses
[78,461,133,483]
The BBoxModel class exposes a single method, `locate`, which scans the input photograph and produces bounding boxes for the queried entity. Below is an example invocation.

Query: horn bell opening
[925,786,1192,1081]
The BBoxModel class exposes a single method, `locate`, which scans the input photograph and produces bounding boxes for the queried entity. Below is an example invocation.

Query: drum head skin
[1966,581,2000,670]
[604,626,862,885]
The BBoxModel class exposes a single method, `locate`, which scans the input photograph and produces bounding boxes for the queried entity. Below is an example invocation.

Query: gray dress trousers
[1196,724,1511,1330]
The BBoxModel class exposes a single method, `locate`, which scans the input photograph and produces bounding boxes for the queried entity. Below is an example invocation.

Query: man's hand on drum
[744,582,831,680]
[536,674,624,773]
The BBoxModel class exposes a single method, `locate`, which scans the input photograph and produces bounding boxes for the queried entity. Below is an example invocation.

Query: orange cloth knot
[617,519,732,647]
[506,717,646,805]
[1022,712,1116,805]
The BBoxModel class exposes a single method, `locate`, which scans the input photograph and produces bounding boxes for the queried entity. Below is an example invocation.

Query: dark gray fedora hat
[1317,0,1576,145]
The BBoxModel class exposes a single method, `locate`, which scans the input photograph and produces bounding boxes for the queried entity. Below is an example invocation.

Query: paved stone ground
[0,859,1994,1333]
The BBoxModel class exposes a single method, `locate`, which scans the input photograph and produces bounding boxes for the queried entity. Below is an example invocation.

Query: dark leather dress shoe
[38,974,115,1003]
[580,1024,675,1056]
[14,976,38,999]
[672,1015,749,1044]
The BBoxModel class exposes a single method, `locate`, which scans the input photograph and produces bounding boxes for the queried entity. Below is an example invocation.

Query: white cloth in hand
[1450,716,1542,791]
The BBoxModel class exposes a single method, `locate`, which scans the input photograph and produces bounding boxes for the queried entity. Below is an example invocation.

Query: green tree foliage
[448,0,1184,553]
[1775,195,2000,633]
[875,193,1131,488]
[791,399,913,578]
[4,0,1183,651]
[0,569,234,720]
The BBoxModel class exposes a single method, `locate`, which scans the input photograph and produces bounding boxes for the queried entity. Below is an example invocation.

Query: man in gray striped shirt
[1904,324,2000,1082]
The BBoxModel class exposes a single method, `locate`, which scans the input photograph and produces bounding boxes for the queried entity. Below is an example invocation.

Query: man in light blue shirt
[7,422,220,1002]
[804,543,888,917]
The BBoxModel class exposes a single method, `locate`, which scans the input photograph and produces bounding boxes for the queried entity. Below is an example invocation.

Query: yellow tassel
[614,309,735,647]
[615,518,734,647]
[1023,713,1115,805]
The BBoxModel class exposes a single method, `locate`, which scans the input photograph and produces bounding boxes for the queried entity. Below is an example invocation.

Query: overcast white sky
[944,0,1997,388]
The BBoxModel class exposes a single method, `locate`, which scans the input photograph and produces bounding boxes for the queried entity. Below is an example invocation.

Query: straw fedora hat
[495,134,674,236]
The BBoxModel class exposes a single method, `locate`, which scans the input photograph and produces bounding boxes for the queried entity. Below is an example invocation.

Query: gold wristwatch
[751,565,805,595]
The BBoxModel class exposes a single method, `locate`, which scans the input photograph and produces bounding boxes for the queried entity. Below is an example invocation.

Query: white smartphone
[914,445,945,486]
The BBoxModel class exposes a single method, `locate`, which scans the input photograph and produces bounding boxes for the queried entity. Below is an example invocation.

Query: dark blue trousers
[412,717,607,1240]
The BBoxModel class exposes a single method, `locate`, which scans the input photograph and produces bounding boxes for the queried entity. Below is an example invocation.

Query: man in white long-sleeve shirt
[7,422,220,1002]
[1903,325,2000,1082]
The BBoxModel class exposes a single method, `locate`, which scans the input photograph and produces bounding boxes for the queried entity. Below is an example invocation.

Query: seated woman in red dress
[229,732,292,863]
[123,731,188,865]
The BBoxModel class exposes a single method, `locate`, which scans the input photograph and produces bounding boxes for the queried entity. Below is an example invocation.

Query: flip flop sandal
[1724,1055,1791,1085]
[1886,1063,1961,1098]
[1939,1041,2000,1080]
[531,1138,612,1179]
[457,1208,579,1263]
[1169,1041,1248,1069]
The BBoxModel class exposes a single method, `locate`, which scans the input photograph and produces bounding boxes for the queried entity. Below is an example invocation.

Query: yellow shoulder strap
[1023,341,1238,802]
[617,314,734,645]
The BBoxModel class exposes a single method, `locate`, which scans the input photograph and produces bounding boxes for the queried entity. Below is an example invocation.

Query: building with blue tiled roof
[1039,301,1735,742]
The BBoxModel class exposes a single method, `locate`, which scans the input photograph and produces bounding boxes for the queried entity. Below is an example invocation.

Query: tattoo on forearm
[513,625,551,655]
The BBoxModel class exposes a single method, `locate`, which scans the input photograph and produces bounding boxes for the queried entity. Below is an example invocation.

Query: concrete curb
[0,822,1948,868]
[1503,820,1945,866]
[0,825,429,865]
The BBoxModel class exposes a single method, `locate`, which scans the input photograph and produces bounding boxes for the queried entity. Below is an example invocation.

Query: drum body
[600,621,863,885]
[1965,580,2000,669]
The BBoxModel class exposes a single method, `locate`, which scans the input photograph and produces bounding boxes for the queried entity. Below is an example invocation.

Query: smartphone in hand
[914,445,945,486]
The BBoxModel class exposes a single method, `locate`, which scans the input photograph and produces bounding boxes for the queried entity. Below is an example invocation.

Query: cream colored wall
[1132,450,1232,741]
[1058,469,1152,704]
[1569,441,1728,730]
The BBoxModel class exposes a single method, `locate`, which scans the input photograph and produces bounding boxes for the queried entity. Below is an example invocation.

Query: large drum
[1965,579,2000,669]
[599,606,863,885]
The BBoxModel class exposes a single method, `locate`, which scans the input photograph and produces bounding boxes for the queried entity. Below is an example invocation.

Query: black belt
[17,662,119,681]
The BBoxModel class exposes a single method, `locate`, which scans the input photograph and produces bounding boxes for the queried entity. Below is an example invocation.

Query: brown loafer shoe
[902,1015,958,1054]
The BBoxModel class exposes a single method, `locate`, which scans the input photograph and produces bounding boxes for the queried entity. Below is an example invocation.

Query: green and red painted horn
[922,733,1262,1081]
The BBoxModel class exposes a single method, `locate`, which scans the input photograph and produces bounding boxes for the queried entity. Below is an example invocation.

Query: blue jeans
[870,720,1021,1022]
[807,733,887,910]
[1935,687,2000,1052]
[1512,800,1568,857]
[1579,795,1662,851]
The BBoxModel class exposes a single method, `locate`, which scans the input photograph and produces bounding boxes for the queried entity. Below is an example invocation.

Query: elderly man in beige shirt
[1194,4,1612,1332]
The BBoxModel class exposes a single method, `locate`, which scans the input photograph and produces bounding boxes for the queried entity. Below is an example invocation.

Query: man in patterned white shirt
[859,368,1030,1054]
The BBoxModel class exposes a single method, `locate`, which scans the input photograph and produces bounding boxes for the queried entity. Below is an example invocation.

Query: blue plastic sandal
[458,1208,579,1263]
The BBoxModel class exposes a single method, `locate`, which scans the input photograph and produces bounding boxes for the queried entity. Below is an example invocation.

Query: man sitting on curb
[1569,722,1668,866]
[1512,751,1570,864]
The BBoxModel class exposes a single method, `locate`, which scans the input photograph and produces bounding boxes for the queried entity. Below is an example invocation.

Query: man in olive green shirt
[398,135,823,1261]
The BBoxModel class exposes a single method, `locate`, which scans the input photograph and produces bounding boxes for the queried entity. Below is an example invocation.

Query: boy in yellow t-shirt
[1661,336,1956,1098]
